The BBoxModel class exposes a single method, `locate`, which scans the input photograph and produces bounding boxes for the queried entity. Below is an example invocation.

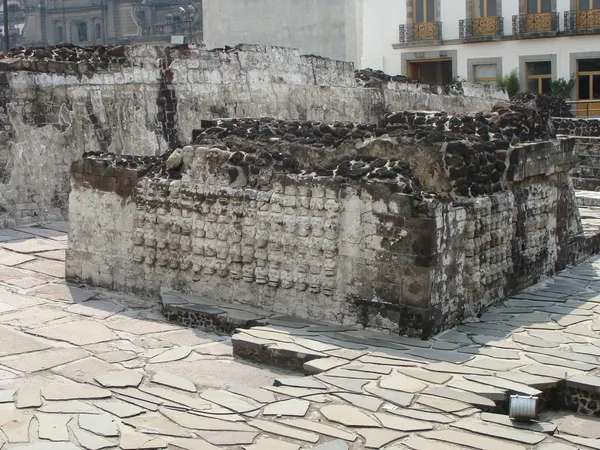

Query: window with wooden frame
[578,0,600,10]
[526,61,552,94]
[473,0,498,18]
[413,0,435,23]
[578,59,600,100]
[527,0,552,13]
[474,64,498,85]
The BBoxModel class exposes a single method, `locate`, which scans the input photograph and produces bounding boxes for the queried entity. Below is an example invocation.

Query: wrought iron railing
[142,21,193,37]
[459,17,504,38]
[398,22,442,43]
[512,12,560,34]
[564,9,600,32]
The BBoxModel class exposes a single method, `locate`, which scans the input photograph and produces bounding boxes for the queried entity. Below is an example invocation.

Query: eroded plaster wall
[66,137,582,337]
[0,44,506,228]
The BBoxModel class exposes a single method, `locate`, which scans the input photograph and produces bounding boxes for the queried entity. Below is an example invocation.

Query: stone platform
[3,223,600,448]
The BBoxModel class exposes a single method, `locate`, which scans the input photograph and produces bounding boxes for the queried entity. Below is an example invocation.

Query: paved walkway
[0,223,600,449]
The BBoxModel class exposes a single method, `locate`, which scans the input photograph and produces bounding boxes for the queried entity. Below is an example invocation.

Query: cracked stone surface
[1,224,600,449]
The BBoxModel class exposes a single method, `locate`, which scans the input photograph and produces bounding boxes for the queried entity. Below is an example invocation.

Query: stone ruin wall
[66,131,582,337]
[0,43,507,228]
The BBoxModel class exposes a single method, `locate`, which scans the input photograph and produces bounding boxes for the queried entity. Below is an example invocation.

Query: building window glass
[578,59,600,100]
[527,0,552,13]
[474,0,498,18]
[77,22,88,42]
[95,23,101,40]
[526,61,552,94]
[474,64,498,85]
[56,25,63,42]
[413,0,435,23]
[579,0,600,10]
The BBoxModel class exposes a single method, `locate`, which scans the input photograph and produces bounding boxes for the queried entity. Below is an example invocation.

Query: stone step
[576,190,600,207]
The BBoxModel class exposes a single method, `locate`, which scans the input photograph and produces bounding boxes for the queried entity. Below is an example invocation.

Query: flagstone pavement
[1,223,600,449]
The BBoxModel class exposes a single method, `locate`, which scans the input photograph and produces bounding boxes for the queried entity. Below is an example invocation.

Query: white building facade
[362,0,600,112]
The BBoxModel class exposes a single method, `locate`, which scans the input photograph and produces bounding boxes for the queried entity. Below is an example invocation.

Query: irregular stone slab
[160,407,255,431]
[356,428,407,448]
[95,371,143,388]
[315,375,368,393]
[527,354,596,371]
[148,347,193,364]
[470,335,521,349]
[4,276,48,289]
[448,379,506,401]
[72,428,115,450]
[195,431,259,446]
[249,419,320,442]
[553,413,600,439]
[566,374,600,392]
[93,400,145,418]
[263,399,310,417]
[18,259,65,278]
[495,371,559,390]
[277,418,356,440]
[42,383,111,401]
[9,443,81,450]
[402,436,464,450]
[453,420,547,444]
[564,323,599,338]
[320,405,380,428]
[263,385,328,403]
[0,249,35,266]
[425,362,489,376]
[325,368,380,380]
[66,300,124,320]
[536,442,583,450]
[0,390,15,403]
[0,409,32,442]
[0,326,50,357]
[79,413,119,437]
[555,315,592,327]
[358,355,417,367]
[123,413,191,437]
[374,412,433,431]
[200,389,257,413]
[435,330,473,344]
[379,373,427,393]
[105,317,178,335]
[458,347,521,360]
[273,377,327,390]
[343,363,393,375]
[417,394,472,413]
[0,307,68,328]
[38,400,100,414]
[113,393,159,411]
[27,320,118,346]
[35,250,66,261]
[570,343,600,357]
[407,348,473,364]
[397,368,453,384]
[421,429,526,450]
[364,385,414,407]
[520,346,599,365]
[425,387,496,409]
[311,441,348,450]
[137,386,210,410]
[333,392,384,412]
[481,413,557,434]
[3,238,66,254]
[303,357,347,374]
[52,357,120,384]
[242,437,300,450]
[465,358,525,372]
[168,437,220,450]
[119,429,168,449]
[228,387,276,404]
[326,348,369,359]
[16,386,41,408]
[27,284,95,303]
[385,406,453,423]
[557,434,600,449]
[15,225,67,240]
[151,372,196,393]
[96,350,138,364]
[464,375,542,396]
[521,364,568,379]
[37,413,70,441]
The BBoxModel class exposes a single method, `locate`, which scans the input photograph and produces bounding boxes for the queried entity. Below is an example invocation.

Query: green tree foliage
[497,69,520,98]
[549,77,576,99]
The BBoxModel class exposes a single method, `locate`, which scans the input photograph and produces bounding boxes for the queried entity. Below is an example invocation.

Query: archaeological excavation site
[2,42,600,450]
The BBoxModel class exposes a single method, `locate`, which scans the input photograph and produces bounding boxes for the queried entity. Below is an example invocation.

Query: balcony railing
[566,100,600,118]
[459,17,504,38]
[564,9,600,32]
[512,12,559,35]
[398,22,442,43]
[142,21,192,37]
